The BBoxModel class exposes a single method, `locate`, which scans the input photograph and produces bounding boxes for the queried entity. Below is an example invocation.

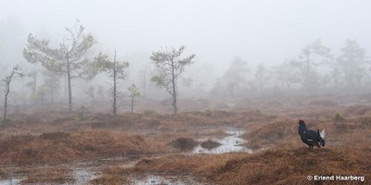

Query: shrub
[333,112,345,122]
[1,118,12,124]
[254,109,261,115]
[143,109,157,117]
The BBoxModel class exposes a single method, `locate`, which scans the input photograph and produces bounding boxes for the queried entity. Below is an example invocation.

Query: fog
[1,0,371,112]
[2,2,371,184]
[3,0,371,66]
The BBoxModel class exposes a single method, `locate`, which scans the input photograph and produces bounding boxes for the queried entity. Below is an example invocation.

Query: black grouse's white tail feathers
[318,129,326,147]
[320,129,326,139]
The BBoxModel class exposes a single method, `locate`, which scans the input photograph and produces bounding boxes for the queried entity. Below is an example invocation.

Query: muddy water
[193,127,251,154]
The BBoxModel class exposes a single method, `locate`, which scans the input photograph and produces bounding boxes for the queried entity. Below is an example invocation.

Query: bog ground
[0,97,370,185]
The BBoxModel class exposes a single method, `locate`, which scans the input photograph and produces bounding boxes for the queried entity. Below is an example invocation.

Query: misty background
[1,0,371,113]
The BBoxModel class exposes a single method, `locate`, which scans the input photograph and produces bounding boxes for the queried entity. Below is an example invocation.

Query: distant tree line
[213,39,370,97]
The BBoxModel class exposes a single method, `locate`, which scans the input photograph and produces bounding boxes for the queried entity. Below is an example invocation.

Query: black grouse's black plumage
[298,120,325,148]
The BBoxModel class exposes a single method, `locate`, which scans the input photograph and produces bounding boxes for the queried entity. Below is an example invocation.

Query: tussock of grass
[201,139,221,149]
[90,174,127,185]
[169,137,198,151]
[242,119,296,146]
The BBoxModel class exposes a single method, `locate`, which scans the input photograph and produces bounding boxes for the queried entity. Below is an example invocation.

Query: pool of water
[129,175,205,185]
[192,127,251,154]
[71,169,97,185]
[0,178,21,185]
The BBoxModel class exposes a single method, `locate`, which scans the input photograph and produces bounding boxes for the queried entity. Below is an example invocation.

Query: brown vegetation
[90,167,127,185]
[169,137,199,151]
[0,110,267,137]
[1,103,371,184]
[0,168,7,179]
[97,146,370,185]
[201,139,221,149]
[242,106,371,149]
[0,131,163,165]
[21,168,73,184]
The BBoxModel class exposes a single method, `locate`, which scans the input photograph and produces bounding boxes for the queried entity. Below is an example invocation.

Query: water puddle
[71,169,97,185]
[192,127,252,154]
[129,175,204,185]
[0,179,21,185]
[0,169,96,185]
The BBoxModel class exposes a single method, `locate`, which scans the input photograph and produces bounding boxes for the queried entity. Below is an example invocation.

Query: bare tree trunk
[2,90,9,123]
[21,79,26,107]
[171,59,177,114]
[112,50,117,119]
[306,45,310,73]
[131,97,134,113]
[50,80,54,104]
[142,74,146,97]
[303,45,311,89]
[67,55,72,113]
[142,66,147,97]
[2,68,17,123]
[32,72,37,95]
[92,93,95,107]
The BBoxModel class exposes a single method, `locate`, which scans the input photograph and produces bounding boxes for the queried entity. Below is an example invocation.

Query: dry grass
[243,119,371,150]
[106,146,370,185]
[1,101,371,184]
[202,129,229,138]
[168,137,199,151]
[0,110,270,138]
[0,168,8,179]
[0,131,164,165]
[200,139,221,149]
[90,174,126,185]
[92,153,246,183]
[89,105,371,184]
[21,168,73,184]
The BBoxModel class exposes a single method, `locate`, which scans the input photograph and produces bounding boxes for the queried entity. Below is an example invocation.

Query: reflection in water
[0,169,96,185]
[0,179,21,185]
[131,175,204,185]
[193,127,251,154]
[72,169,97,185]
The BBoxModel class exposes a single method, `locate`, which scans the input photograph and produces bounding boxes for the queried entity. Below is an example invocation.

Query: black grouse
[298,119,325,148]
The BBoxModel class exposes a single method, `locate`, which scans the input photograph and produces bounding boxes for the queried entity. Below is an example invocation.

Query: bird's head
[298,119,305,125]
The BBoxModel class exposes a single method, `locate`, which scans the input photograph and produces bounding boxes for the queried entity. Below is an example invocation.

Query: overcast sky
[1,0,371,73]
